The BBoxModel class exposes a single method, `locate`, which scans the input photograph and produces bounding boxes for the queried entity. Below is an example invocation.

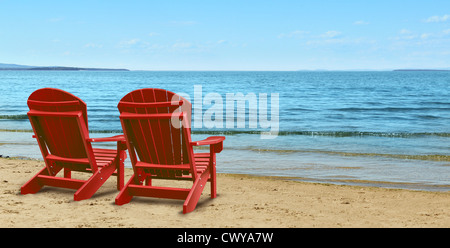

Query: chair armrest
[191,136,225,153]
[190,136,225,146]
[87,135,128,150]
[87,135,126,143]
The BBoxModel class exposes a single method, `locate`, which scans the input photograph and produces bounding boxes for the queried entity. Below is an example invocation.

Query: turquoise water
[1,71,449,191]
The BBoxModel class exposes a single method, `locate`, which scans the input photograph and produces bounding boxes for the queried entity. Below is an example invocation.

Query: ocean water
[0,71,449,191]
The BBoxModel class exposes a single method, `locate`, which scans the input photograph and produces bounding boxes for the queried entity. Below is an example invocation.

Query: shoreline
[3,155,450,192]
[1,157,449,227]
[0,152,450,192]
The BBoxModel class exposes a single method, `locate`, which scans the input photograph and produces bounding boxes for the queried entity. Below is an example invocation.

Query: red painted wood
[115,88,225,213]
[21,88,127,201]
[128,184,190,200]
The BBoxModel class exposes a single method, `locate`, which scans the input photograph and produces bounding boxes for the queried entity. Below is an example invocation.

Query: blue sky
[1,0,450,70]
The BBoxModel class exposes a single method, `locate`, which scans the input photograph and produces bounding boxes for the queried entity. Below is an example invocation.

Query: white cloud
[320,31,342,38]
[306,37,375,46]
[123,39,140,45]
[172,42,192,49]
[391,29,418,40]
[85,43,103,48]
[119,39,143,48]
[394,29,450,41]
[400,29,412,34]
[354,20,369,25]
[277,30,309,39]
[420,33,432,39]
[118,39,151,50]
[425,15,450,23]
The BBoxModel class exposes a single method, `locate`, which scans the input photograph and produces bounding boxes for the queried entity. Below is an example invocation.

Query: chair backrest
[118,88,194,176]
[27,88,92,160]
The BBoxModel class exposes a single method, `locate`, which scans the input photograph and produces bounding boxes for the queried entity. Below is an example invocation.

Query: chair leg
[21,167,48,195]
[183,169,210,214]
[74,162,117,201]
[116,151,125,190]
[64,168,71,178]
[115,175,135,205]
[74,171,103,201]
[210,153,217,198]
[145,176,152,186]
[210,167,217,199]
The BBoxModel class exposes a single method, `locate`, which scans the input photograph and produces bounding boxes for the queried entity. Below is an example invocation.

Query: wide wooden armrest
[191,136,225,153]
[190,136,225,146]
[87,135,126,143]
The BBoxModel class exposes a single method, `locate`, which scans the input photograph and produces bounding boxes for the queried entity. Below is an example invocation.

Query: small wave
[420,101,450,106]
[288,177,450,192]
[332,107,450,112]
[90,130,123,133]
[0,114,28,120]
[416,114,442,120]
[243,147,450,162]
[286,107,315,111]
[1,128,449,138]
[0,129,33,132]
[191,130,450,137]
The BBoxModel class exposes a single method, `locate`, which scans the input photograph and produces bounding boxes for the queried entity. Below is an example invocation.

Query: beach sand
[1,157,449,228]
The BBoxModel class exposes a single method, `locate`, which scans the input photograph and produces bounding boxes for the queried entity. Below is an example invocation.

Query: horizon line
[1,63,449,72]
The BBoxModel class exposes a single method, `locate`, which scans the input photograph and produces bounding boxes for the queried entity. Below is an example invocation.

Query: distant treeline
[0,66,129,71]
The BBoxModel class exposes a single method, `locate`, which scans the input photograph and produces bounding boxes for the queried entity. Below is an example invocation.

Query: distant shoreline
[0,62,448,72]
[3,68,448,72]
[0,66,129,71]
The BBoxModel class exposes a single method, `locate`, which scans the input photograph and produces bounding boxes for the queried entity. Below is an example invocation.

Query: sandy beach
[1,157,449,228]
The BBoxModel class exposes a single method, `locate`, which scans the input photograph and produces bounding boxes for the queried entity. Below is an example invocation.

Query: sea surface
[0,70,449,191]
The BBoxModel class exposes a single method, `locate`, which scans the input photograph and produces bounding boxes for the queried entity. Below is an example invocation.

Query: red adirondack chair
[115,88,225,214]
[21,88,127,201]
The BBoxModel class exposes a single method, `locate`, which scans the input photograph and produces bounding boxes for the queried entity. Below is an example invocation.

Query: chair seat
[194,153,211,174]
[93,148,118,167]
[137,153,212,178]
